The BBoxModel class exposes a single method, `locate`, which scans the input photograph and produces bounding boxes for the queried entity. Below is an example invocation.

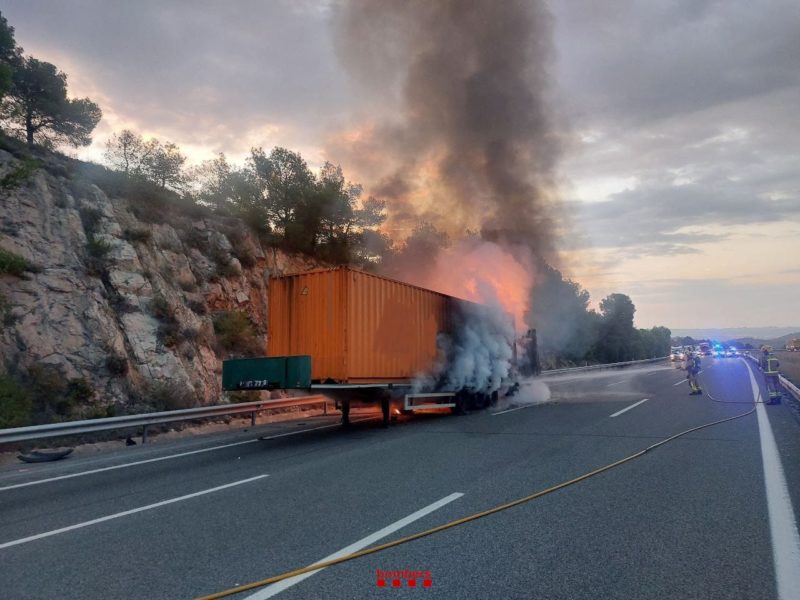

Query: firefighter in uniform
[763,348,782,404]
[685,350,703,395]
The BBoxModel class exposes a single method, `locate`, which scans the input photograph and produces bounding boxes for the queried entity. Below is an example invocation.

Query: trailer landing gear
[341,399,351,428]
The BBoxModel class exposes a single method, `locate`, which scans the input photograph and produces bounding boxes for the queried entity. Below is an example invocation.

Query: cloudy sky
[3,0,798,329]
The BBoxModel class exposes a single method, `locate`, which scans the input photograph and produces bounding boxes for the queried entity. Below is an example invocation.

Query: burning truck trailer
[222,267,538,427]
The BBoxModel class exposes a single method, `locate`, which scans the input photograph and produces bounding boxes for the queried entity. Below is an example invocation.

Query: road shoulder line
[744,360,800,599]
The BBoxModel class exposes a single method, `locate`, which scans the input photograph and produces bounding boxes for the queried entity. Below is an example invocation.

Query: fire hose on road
[196,390,758,599]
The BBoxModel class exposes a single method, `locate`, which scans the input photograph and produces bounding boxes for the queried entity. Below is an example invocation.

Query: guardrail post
[251,411,257,427]
[142,425,149,444]
[323,400,327,415]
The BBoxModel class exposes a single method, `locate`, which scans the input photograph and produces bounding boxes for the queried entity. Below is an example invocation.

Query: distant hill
[726,332,800,349]
[671,327,800,341]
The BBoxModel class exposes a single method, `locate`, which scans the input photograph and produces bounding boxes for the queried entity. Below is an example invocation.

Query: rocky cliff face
[0,149,319,417]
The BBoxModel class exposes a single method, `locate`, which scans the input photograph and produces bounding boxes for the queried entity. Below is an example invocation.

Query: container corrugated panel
[268,267,456,383]
[268,269,348,381]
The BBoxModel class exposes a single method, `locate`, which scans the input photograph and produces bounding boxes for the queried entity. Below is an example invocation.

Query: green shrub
[86,404,117,420]
[149,294,173,321]
[85,235,112,276]
[124,228,152,243]
[108,290,138,314]
[145,380,198,411]
[0,247,29,276]
[236,251,256,269]
[78,206,104,235]
[0,292,14,328]
[209,246,240,279]
[0,157,39,194]
[186,298,208,315]
[149,295,185,346]
[215,260,240,279]
[213,311,262,356]
[178,277,197,292]
[105,354,129,376]
[182,228,209,251]
[87,235,112,258]
[0,374,33,428]
[226,229,257,268]
[181,327,200,342]
[67,378,94,405]
[25,364,93,420]
[157,320,181,347]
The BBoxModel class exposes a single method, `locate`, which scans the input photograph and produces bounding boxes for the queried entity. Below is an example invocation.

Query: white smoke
[511,378,551,405]
[418,300,516,395]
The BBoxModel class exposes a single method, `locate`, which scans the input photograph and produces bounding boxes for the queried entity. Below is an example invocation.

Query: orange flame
[405,240,533,331]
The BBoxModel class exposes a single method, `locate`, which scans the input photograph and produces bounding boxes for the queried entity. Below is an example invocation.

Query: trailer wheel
[452,391,471,415]
[471,393,490,410]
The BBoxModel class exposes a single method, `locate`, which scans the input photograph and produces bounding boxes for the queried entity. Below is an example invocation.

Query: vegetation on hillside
[0,13,101,148]
[528,263,671,369]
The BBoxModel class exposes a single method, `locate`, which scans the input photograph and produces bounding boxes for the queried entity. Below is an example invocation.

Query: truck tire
[471,393,490,410]
[452,391,471,415]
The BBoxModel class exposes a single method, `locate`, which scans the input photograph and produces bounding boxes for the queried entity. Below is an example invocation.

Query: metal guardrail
[0,356,677,445]
[0,395,328,445]
[742,352,800,402]
[540,356,668,376]
[780,376,800,402]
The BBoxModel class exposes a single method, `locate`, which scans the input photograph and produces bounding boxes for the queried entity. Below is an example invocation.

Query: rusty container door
[345,270,452,382]
[267,269,348,381]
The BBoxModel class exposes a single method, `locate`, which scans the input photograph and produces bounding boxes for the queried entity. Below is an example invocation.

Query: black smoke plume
[332,0,561,256]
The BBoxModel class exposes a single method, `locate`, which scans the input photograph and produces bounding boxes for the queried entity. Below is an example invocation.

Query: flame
[404,240,533,331]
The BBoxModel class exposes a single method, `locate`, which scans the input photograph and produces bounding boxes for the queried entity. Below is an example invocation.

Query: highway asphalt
[2,356,799,599]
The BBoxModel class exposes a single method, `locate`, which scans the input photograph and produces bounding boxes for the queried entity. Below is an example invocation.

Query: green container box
[285,355,312,388]
[222,356,312,391]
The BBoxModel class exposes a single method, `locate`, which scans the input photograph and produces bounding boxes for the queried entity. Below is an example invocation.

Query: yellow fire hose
[197,391,758,600]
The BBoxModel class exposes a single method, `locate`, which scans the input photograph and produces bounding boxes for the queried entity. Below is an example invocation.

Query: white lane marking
[606,380,626,387]
[609,399,649,418]
[0,419,375,493]
[492,405,530,416]
[673,379,687,386]
[244,492,464,599]
[0,474,269,550]
[744,360,800,599]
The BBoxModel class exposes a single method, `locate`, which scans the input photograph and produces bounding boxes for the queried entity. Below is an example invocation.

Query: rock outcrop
[0,149,320,415]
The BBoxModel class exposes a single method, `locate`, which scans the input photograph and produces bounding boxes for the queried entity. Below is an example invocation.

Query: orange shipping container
[267,267,459,383]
